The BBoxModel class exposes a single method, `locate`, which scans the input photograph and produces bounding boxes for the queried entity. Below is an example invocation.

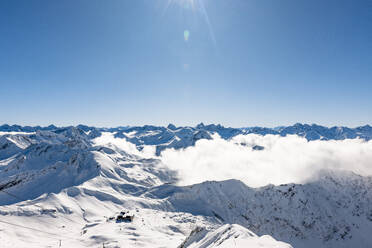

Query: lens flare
[163,0,216,46]
[184,30,190,41]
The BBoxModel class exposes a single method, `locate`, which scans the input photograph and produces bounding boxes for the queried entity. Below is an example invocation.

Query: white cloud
[93,132,156,158]
[160,134,372,187]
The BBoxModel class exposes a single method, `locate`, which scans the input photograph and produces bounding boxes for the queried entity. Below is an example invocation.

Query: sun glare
[163,0,216,45]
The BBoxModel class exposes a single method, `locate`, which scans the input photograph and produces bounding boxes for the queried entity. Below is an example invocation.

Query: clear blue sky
[1,0,371,127]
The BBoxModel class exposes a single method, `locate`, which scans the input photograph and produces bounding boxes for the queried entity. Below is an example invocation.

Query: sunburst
[163,0,216,45]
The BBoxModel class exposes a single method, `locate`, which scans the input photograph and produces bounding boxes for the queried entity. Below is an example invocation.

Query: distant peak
[167,123,177,130]
[196,122,205,129]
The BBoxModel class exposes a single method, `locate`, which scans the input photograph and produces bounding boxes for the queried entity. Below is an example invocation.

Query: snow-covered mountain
[0,124,372,247]
[178,224,292,248]
[146,172,372,248]
[2,122,372,144]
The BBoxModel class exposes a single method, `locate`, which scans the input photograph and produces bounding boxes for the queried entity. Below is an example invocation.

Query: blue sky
[0,0,371,127]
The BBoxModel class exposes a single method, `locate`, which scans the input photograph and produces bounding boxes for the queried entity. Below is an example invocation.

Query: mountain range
[0,124,372,247]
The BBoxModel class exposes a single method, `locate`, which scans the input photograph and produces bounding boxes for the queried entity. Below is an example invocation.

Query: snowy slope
[178,224,292,248]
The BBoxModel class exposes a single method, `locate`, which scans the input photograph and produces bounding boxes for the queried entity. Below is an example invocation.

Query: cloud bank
[160,134,372,187]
